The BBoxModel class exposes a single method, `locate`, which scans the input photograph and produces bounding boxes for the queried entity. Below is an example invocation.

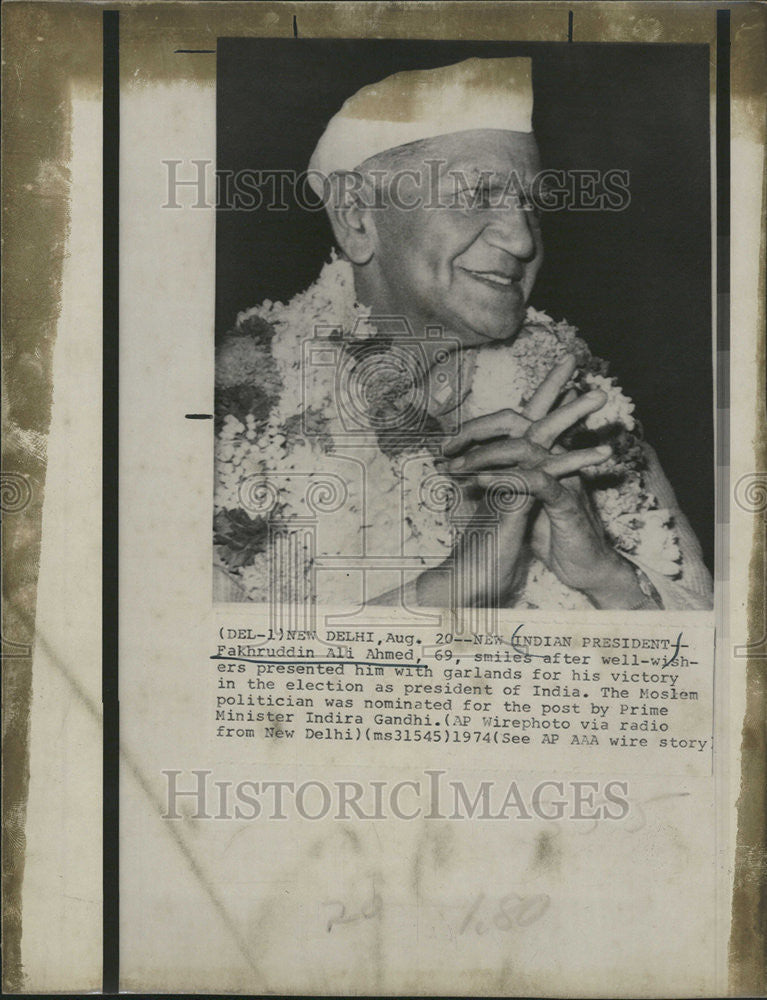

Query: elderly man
[214,57,713,611]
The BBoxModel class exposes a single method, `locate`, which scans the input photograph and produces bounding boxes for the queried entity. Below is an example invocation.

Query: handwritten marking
[458,890,485,934]
[662,632,684,667]
[210,655,430,669]
[509,623,550,660]
[324,890,381,932]
[459,890,551,935]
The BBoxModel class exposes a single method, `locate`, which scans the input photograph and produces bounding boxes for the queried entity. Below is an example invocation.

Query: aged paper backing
[2,1,765,994]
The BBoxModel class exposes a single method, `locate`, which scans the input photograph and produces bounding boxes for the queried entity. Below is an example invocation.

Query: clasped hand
[440,353,638,607]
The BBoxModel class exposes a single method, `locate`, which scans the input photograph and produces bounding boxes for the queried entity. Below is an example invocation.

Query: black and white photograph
[213,40,714,612]
[5,3,767,995]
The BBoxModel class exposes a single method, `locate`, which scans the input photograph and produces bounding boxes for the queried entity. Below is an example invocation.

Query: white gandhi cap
[308,57,533,193]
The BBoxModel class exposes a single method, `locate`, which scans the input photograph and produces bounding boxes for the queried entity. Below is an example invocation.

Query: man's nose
[482,205,537,261]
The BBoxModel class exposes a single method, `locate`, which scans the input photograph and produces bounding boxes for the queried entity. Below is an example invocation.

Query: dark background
[216,39,713,572]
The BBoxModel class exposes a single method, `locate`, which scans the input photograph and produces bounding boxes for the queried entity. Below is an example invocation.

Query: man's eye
[474,185,493,208]
[526,184,549,210]
[522,192,540,215]
[458,184,493,209]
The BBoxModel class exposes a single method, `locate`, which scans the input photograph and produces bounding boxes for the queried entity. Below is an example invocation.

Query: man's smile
[459,266,523,291]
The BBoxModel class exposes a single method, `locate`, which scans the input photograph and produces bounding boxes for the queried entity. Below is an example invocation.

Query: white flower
[517,558,593,610]
[215,260,683,605]
[583,373,636,431]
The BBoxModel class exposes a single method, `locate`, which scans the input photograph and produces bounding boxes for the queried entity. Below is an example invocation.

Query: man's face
[361,129,544,347]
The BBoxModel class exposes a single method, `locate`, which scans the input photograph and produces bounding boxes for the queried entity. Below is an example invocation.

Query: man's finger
[524,468,580,509]
[446,437,545,473]
[528,388,607,447]
[475,468,567,508]
[471,443,610,485]
[524,354,577,421]
[442,408,530,456]
[543,445,612,478]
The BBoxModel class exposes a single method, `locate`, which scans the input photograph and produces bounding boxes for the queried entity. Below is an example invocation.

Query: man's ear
[324,171,376,265]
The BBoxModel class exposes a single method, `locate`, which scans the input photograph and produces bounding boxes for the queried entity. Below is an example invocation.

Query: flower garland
[214,254,681,608]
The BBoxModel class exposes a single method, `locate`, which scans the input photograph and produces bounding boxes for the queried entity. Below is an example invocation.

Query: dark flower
[214,507,275,569]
